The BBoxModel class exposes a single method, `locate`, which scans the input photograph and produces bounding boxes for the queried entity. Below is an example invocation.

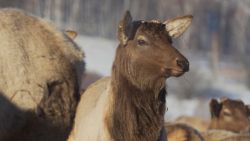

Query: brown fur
[175,116,209,132]
[209,98,250,133]
[68,11,192,141]
[247,104,250,116]
[165,123,205,141]
[203,129,250,141]
[0,8,84,141]
[221,135,250,141]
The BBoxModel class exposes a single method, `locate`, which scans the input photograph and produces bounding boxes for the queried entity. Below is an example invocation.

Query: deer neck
[106,63,166,141]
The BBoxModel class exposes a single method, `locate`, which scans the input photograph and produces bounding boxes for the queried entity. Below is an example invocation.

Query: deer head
[116,11,192,89]
[209,98,250,133]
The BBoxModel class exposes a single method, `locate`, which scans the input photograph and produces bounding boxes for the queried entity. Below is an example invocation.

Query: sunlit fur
[165,123,205,141]
[0,8,84,141]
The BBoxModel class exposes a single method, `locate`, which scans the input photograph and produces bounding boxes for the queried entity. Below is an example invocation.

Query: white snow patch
[75,35,117,76]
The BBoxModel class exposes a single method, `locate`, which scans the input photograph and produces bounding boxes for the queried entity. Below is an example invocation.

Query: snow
[165,95,210,121]
[75,35,117,76]
[75,35,250,121]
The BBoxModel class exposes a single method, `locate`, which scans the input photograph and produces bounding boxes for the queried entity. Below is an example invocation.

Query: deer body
[0,8,84,141]
[67,77,110,141]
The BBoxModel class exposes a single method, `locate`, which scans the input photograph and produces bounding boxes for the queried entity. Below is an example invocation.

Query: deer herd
[0,8,249,141]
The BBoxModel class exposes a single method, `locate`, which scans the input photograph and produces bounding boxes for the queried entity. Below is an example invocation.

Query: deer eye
[138,39,146,45]
[137,35,148,46]
[137,39,148,46]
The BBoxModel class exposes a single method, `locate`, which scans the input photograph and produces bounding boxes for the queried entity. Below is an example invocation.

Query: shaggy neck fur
[106,46,166,141]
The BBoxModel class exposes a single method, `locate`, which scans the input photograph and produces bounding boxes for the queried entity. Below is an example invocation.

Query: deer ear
[65,30,78,39]
[209,99,222,118]
[164,15,193,38]
[118,11,133,46]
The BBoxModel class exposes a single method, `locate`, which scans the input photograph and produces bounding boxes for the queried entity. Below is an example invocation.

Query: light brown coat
[0,8,84,141]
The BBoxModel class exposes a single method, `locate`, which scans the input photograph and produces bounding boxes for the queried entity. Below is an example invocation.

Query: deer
[166,98,250,141]
[209,98,250,133]
[68,11,192,141]
[0,8,85,141]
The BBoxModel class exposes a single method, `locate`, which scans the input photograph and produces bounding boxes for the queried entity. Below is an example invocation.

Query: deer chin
[170,69,185,77]
[162,68,185,77]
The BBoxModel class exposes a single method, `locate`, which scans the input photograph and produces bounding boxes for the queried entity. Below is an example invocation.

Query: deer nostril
[176,59,189,72]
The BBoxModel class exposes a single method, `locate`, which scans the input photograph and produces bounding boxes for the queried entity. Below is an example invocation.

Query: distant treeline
[0,0,250,55]
[1,0,250,88]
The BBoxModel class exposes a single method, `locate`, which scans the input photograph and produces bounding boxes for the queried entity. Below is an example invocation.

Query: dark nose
[176,59,189,72]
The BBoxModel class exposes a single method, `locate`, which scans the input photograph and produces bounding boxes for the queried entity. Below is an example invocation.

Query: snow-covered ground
[75,35,250,121]
[75,35,117,76]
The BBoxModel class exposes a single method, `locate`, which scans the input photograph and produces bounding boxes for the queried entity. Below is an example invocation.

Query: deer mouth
[171,69,185,77]
[163,68,186,77]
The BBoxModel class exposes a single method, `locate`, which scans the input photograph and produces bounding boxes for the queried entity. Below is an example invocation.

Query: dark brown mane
[107,67,166,141]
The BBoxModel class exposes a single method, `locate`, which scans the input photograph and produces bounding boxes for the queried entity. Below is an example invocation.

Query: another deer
[209,98,250,133]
